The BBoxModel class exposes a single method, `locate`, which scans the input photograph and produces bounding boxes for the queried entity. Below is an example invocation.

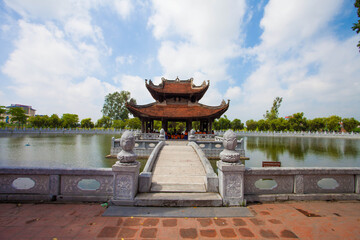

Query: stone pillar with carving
[188,129,196,141]
[111,130,140,205]
[158,128,166,141]
[217,129,245,206]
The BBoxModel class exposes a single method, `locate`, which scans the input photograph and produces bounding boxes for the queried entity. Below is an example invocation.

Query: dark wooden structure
[126,77,229,133]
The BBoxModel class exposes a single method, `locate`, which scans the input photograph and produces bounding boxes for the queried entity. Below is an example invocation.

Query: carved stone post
[158,128,166,141]
[217,130,245,206]
[189,129,196,141]
[111,131,140,205]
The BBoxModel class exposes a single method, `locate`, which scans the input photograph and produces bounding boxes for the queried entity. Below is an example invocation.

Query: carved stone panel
[303,175,354,194]
[61,175,113,196]
[0,175,49,194]
[225,174,242,198]
[114,175,133,199]
[244,175,293,195]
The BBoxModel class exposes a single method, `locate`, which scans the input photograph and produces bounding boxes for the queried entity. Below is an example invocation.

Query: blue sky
[0,0,359,122]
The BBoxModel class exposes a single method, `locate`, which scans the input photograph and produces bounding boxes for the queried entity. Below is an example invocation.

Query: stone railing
[0,127,140,135]
[138,141,166,192]
[215,130,360,139]
[111,138,159,157]
[1,166,359,204]
[188,142,218,192]
[196,139,245,159]
[244,167,360,202]
[0,167,113,202]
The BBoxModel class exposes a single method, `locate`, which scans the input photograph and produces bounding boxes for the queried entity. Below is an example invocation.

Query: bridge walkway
[135,141,222,206]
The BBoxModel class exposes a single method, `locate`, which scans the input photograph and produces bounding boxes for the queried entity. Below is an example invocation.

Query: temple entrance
[126,77,229,134]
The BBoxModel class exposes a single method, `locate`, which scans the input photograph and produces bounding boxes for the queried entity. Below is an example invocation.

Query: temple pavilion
[126,77,229,134]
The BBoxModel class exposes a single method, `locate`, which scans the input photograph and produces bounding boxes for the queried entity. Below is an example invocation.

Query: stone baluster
[111,130,140,205]
[217,130,245,206]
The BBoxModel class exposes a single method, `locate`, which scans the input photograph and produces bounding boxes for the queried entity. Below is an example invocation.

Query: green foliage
[213,119,220,131]
[231,118,244,131]
[342,118,359,132]
[48,114,62,128]
[168,122,185,133]
[352,0,360,50]
[0,106,6,120]
[308,118,326,132]
[112,119,126,129]
[257,119,269,131]
[288,112,307,131]
[125,117,141,129]
[219,115,231,130]
[154,120,162,131]
[326,115,341,131]
[28,115,49,128]
[81,118,94,128]
[264,97,283,121]
[269,118,289,131]
[192,121,200,131]
[102,91,136,121]
[8,107,27,126]
[61,114,79,128]
[96,116,112,128]
[246,119,258,131]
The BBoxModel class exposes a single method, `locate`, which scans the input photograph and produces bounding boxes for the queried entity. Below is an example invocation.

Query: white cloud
[231,0,360,120]
[113,75,153,104]
[1,20,115,120]
[113,0,134,19]
[149,0,247,85]
[115,55,134,65]
[225,86,242,101]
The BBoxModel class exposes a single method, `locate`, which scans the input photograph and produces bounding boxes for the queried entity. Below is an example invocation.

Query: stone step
[134,192,223,207]
[151,175,205,184]
[150,183,206,193]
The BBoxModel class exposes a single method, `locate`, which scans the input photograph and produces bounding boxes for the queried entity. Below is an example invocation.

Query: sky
[0,0,359,123]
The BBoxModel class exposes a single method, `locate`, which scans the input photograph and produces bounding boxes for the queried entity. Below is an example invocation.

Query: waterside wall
[1,166,359,203]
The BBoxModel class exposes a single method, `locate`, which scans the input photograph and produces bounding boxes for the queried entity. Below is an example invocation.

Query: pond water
[0,134,359,169]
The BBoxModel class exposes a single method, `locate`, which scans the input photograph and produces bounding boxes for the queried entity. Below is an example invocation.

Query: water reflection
[243,136,360,167]
[1,135,359,169]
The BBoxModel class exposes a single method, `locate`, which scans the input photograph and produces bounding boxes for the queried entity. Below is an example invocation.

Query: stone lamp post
[217,129,245,206]
[111,131,140,205]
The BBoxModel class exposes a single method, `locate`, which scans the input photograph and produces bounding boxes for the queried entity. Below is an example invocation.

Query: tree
[264,97,283,121]
[269,118,289,131]
[213,119,220,131]
[0,106,6,121]
[112,119,126,129]
[308,118,325,132]
[219,115,231,130]
[8,107,27,126]
[48,114,62,128]
[326,115,341,131]
[342,118,359,132]
[28,115,49,128]
[246,119,258,131]
[96,116,112,128]
[102,91,136,121]
[81,118,94,128]
[126,117,142,129]
[192,121,200,131]
[231,118,244,131]
[61,114,79,128]
[288,112,307,131]
[257,119,269,131]
[353,0,360,51]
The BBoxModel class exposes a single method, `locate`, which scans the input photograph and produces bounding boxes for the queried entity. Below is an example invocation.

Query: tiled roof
[126,100,229,120]
[146,77,209,101]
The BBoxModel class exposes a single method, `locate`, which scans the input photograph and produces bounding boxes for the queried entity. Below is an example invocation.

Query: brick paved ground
[0,201,359,239]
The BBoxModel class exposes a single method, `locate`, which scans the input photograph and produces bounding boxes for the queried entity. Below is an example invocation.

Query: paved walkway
[0,201,359,239]
[151,143,206,192]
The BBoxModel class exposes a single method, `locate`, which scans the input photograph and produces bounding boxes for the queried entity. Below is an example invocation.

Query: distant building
[1,104,36,123]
